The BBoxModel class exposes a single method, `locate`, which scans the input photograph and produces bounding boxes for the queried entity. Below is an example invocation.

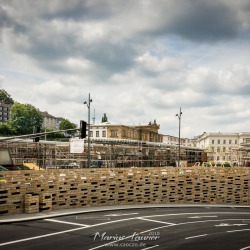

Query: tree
[101,113,108,122]
[59,118,77,130]
[59,118,77,135]
[9,103,43,135]
[0,123,15,136]
[0,89,14,104]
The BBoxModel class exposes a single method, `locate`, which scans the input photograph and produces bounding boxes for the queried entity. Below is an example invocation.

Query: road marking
[0,226,87,246]
[142,245,159,250]
[227,229,250,233]
[44,218,89,227]
[137,217,176,225]
[1,212,250,247]
[240,246,250,250]
[215,223,248,227]
[185,234,208,240]
[189,216,218,219]
[104,213,139,217]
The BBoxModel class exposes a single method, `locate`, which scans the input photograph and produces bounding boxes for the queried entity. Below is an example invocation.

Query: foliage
[9,103,43,135]
[0,123,15,136]
[59,118,77,135]
[0,89,14,104]
[101,113,108,122]
[46,131,66,140]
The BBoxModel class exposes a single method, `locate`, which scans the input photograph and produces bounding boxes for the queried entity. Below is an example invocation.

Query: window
[217,147,220,153]
[223,140,226,144]
[217,156,220,161]
[90,131,93,137]
[229,140,231,144]
[110,130,118,138]
[212,140,214,144]
[223,147,226,152]
[102,131,106,137]
[96,131,99,137]
[218,140,220,144]
[235,140,237,144]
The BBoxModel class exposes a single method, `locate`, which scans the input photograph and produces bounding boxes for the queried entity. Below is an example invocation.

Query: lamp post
[84,93,92,168]
[176,107,182,168]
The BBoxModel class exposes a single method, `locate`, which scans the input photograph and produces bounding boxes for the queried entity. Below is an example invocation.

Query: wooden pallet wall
[0,167,249,215]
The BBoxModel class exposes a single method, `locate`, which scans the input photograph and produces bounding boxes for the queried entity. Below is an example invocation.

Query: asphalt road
[0,207,250,250]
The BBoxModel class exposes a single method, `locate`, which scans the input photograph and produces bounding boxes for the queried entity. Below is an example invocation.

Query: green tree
[9,103,43,135]
[101,113,108,122]
[59,118,77,130]
[0,123,15,136]
[0,89,14,104]
[59,118,77,136]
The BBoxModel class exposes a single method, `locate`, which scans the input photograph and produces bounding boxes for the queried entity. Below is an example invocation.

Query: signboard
[0,149,13,165]
[70,138,85,153]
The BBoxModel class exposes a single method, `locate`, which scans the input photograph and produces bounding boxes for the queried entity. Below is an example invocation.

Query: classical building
[41,111,57,130]
[194,132,250,166]
[0,100,12,123]
[163,134,191,147]
[90,121,163,143]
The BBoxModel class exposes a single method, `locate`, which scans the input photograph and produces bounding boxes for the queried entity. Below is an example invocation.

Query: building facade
[163,135,191,147]
[195,132,250,166]
[0,101,12,123]
[41,111,57,130]
[90,121,163,143]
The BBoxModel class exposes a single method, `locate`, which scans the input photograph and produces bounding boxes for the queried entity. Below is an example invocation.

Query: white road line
[188,216,218,219]
[227,229,250,233]
[44,218,89,227]
[142,245,159,250]
[143,212,250,219]
[240,246,250,250]
[0,226,87,246]
[137,217,176,225]
[185,234,208,240]
[104,213,139,217]
[1,212,250,247]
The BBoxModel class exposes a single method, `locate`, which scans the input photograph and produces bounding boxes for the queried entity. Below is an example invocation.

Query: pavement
[1,204,250,224]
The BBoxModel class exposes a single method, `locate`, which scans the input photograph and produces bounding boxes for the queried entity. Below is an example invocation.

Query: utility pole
[84,93,92,168]
[176,107,182,168]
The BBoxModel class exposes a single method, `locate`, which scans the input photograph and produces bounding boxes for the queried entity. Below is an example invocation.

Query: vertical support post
[176,107,182,168]
[84,93,92,168]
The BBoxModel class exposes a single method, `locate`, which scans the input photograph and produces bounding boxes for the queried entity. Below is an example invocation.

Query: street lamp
[84,93,92,168]
[176,107,182,168]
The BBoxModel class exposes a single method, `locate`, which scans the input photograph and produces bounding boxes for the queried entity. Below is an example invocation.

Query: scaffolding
[0,138,205,169]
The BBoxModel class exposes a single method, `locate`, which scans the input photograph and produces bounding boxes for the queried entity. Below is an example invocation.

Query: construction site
[0,138,206,170]
[0,139,250,216]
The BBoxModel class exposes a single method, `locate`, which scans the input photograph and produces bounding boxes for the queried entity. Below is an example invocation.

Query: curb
[1,204,250,224]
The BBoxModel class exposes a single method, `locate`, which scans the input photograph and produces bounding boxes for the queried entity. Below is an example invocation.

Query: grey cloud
[167,1,242,41]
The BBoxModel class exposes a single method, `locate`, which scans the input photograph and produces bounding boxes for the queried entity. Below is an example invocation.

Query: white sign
[70,138,85,153]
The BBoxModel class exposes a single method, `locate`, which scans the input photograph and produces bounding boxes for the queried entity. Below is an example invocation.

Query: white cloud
[0,0,250,138]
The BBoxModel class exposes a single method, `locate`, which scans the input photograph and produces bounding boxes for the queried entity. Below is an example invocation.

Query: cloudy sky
[0,0,250,138]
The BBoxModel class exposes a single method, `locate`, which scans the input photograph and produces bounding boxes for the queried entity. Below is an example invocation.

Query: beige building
[41,111,57,130]
[90,121,163,142]
[163,134,191,146]
[195,132,250,166]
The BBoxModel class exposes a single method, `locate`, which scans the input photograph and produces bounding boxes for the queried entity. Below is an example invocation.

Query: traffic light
[80,120,87,138]
[33,126,40,142]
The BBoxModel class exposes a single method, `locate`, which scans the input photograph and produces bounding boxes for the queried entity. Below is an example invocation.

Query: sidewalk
[1,204,250,224]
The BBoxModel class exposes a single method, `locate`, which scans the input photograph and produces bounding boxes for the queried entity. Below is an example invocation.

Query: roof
[41,111,56,119]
